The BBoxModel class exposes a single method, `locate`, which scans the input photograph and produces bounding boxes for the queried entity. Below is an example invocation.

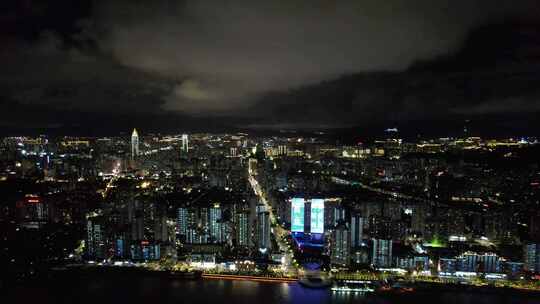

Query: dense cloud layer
[94,0,538,114]
[1,0,539,134]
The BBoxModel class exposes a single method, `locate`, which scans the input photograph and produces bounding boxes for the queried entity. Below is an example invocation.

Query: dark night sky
[1,0,540,137]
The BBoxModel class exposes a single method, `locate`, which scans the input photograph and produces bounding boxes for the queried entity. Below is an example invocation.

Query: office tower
[131,128,139,160]
[350,212,364,248]
[290,197,305,232]
[331,222,350,266]
[182,134,189,153]
[256,204,271,251]
[372,238,393,268]
[310,199,325,234]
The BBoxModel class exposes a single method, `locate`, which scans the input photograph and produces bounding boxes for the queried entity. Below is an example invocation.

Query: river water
[3,275,540,304]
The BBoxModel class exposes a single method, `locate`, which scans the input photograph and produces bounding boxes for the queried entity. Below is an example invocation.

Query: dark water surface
[3,275,540,304]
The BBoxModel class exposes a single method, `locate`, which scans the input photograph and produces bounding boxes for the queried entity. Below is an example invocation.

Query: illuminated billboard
[291,198,305,232]
[310,199,325,234]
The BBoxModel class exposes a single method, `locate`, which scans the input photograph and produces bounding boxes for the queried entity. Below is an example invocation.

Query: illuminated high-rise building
[350,212,364,248]
[290,198,305,232]
[177,208,188,239]
[310,199,324,234]
[181,134,189,153]
[209,204,223,243]
[524,243,540,273]
[131,128,139,160]
[199,208,209,244]
[86,216,105,260]
[457,252,501,273]
[256,204,271,252]
[330,222,350,266]
[177,206,202,244]
[235,210,250,247]
[186,210,198,244]
[371,238,393,268]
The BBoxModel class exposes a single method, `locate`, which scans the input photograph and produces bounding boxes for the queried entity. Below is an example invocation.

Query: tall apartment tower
[131,128,139,160]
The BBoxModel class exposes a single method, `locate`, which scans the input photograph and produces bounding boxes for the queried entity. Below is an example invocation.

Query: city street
[248,170,298,275]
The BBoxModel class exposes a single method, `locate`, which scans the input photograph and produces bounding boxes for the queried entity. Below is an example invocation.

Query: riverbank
[202,273,298,283]
[408,280,540,296]
[4,264,540,297]
[3,271,540,304]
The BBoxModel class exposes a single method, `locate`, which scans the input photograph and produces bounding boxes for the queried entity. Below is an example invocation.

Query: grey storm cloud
[0,30,172,115]
[1,0,540,134]
[90,0,539,115]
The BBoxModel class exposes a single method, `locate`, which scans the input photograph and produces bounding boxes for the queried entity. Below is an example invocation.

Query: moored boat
[331,280,376,293]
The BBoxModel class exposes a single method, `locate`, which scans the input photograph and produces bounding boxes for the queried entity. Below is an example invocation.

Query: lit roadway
[102,162,122,198]
[248,171,298,276]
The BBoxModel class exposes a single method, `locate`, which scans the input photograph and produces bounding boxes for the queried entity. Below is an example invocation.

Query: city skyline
[2,128,540,302]
[2,1,540,303]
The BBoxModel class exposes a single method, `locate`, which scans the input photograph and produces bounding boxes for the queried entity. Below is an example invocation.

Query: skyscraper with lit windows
[131,128,139,160]
[372,238,393,268]
[209,204,223,243]
[177,208,188,239]
[235,210,250,247]
[331,222,350,266]
[181,134,189,153]
[525,243,540,273]
[86,216,105,260]
[256,204,271,252]
[350,212,364,248]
